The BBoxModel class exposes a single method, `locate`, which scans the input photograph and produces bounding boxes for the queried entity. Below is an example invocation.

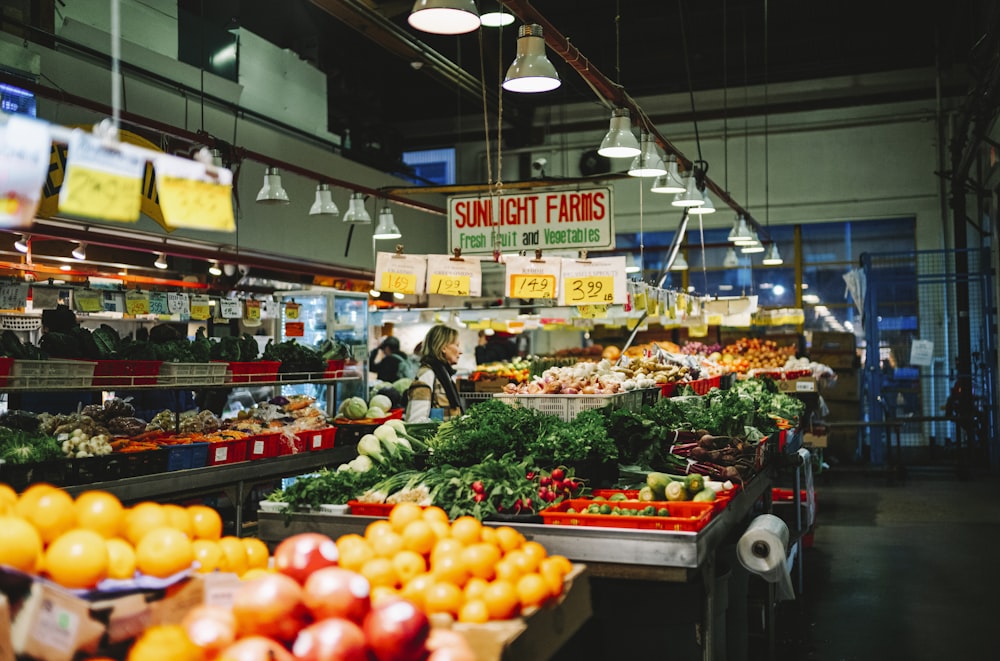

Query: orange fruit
[421,506,450,525]
[388,502,424,533]
[0,483,17,514]
[544,554,573,577]
[482,579,519,619]
[428,520,452,541]
[370,530,404,558]
[430,551,469,587]
[105,537,137,579]
[126,624,203,661]
[0,515,43,573]
[462,542,501,580]
[188,505,223,541]
[494,557,522,583]
[516,572,552,609]
[74,491,125,539]
[192,539,224,573]
[391,549,427,584]
[135,527,194,578]
[424,581,464,617]
[15,483,58,515]
[45,528,109,589]
[216,536,249,576]
[521,540,548,564]
[539,560,565,598]
[463,576,490,601]
[401,519,436,556]
[430,538,465,563]
[506,548,539,575]
[240,567,271,581]
[162,504,194,537]
[480,526,498,546]
[338,538,375,572]
[123,502,168,545]
[20,487,75,544]
[400,573,434,609]
[370,585,400,607]
[360,557,398,589]
[458,598,490,623]
[241,537,270,570]
[494,526,524,553]
[364,519,394,541]
[336,533,367,552]
[449,516,482,545]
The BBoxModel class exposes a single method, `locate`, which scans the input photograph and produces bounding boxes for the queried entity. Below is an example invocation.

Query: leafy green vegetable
[210,336,242,361]
[524,408,618,465]
[263,339,326,374]
[427,399,548,468]
[0,427,62,464]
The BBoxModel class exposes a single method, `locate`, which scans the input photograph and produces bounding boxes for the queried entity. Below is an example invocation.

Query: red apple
[232,571,310,643]
[426,629,476,661]
[292,618,370,661]
[362,598,430,661]
[302,567,372,624]
[274,533,340,584]
[181,604,237,656]
[218,636,295,661]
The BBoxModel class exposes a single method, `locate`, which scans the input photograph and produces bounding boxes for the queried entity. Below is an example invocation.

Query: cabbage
[340,396,369,420]
[365,406,386,419]
[369,394,393,412]
[392,378,413,394]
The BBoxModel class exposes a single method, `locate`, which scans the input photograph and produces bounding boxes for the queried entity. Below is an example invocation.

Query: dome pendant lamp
[762,242,784,265]
[256,167,289,205]
[309,183,339,216]
[373,207,402,240]
[408,0,480,35]
[672,172,705,208]
[628,132,667,178]
[598,108,640,158]
[688,191,716,215]
[502,24,561,93]
[342,193,371,224]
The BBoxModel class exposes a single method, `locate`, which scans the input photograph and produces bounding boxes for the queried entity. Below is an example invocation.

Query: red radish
[550,468,565,481]
[470,481,484,494]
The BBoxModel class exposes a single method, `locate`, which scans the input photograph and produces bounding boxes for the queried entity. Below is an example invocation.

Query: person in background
[405,325,463,422]
[368,335,407,383]
[474,329,518,366]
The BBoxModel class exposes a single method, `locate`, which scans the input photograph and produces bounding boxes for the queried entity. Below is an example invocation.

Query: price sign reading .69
[565,276,615,304]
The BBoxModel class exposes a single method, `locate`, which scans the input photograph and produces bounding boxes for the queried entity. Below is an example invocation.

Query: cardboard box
[0,594,14,661]
[811,331,857,352]
[810,350,859,370]
[451,564,592,661]
[778,376,817,393]
[803,432,829,448]
[819,369,860,401]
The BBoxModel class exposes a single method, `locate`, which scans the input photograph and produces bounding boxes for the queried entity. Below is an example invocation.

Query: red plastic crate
[540,498,715,532]
[0,356,13,387]
[347,501,395,517]
[206,438,249,466]
[224,360,281,383]
[247,433,280,460]
[91,359,164,387]
[298,427,337,451]
[324,359,347,377]
[593,486,737,514]
[276,433,308,456]
[660,375,722,397]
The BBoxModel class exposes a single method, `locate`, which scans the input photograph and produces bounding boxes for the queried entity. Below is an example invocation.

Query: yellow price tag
[510,274,556,299]
[60,165,142,222]
[429,274,470,296]
[157,176,235,231]
[75,290,103,313]
[125,291,150,316]
[285,303,300,320]
[190,297,211,321]
[381,272,417,295]
[565,276,615,305]
[578,304,609,319]
[245,299,261,321]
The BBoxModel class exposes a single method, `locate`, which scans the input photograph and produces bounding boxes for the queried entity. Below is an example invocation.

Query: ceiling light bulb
[369,288,381,297]
[670,252,689,271]
[13,234,29,253]
[309,183,340,216]
[762,242,784,265]
[256,167,290,205]
[373,207,402,240]
[408,0,480,35]
[650,157,686,193]
[689,191,716,215]
[628,133,667,177]
[71,242,87,260]
[393,291,406,300]
[209,261,222,276]
[503,24,561,93]
[598,108,640,158]
[342,192,371,224]
[154,252,168,269]
[480,9,515,27]
[671,173,705,207]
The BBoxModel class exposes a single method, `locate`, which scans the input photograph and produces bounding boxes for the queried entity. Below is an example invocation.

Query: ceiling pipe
[499,0,763,235]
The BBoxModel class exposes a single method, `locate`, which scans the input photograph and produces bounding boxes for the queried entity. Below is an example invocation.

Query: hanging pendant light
[741,230,765,254]
[728,214,754,243]
[154,252,169,269]
[71,242,87,260]
[672,172,705,207]
[597,108,640,158]
[628,132,667,178]
[650,156,686,193]
[408,0,480,35]
[373,207,402,240]
[688,190,716,215]
[342,192,371,224]
[671,252,689,271]
[13,234,29,253]
[502,24,561,93]
[208,261,223,276]
[309,183,340,216]
[762,242,784,265]
[480,1,514,27]
[723,247,739,268]
[256,167,289,205]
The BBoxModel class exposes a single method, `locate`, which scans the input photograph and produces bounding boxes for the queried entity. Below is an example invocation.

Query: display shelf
[0,372,361,391]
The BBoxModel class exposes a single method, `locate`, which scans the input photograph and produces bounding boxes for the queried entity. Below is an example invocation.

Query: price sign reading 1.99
[564,276,614,304]
[558,255,628,306]
[430,274,470,296]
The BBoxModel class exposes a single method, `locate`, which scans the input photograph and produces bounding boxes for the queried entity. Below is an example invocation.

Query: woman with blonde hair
[405,325,464,422]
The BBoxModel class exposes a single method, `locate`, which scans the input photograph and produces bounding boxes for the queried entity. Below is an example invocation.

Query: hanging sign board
[447,186,614,256]
[0,115,50,228]
[0,283,28,310]
[153,154,235,232]
[167,292,189,316]
[425,254,482,297]
[59,129,145,222]
[558,256,627,306]
[504,254,561,300]
[244,299,261,322]
[125,290,151,316]
[220,298,242,319]
[148,291,169,316]
[189,294,211,320]
[375,251,427,295]
[910,339,934,367]
[74,289,103,313]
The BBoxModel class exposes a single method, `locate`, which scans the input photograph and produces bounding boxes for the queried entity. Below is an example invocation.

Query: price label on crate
[284,302,300,320]
[244,299,261,321]
[375,251,426,295]
[189,294,211,320]
[149,291,169,316]
[504,254,561,299]
[220,298,242,319]
[558,256,626,306]
[74,289,102,313]
[167,292,189,315]
[426,253,481,297]
[153,153,235,232]
[60,130,145,222]
[125,289,150,316]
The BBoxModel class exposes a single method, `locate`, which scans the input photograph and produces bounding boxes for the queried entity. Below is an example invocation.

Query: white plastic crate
[158,362,228,386]
[8,359,96,388]
[493,392,633,421]
[0,315,42,331]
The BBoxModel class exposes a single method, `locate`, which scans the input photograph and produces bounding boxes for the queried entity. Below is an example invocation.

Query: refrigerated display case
[278,289,368,414]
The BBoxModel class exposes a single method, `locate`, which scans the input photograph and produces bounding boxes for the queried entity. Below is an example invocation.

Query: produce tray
[8,359,96,388]
[163,442,210,471]
[347,501,396,517]
[0,356,13,386]
[205,437,249,466]
[222,360,282,383]
[91,359,163,387]
[493,391,640,422]
[247,433,281,460]
[276,432,308,456]
[297,426,337,452]
[659,375,722,397]
[539,499,715,532]
[592,487,737,514]
[158,362,227,386]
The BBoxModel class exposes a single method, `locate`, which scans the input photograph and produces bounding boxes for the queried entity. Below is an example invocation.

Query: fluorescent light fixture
[256,167,290,205]
[671,173,705,207]
[342,192,371,224]
[688,191,716,215]
[59,264,71,271]
[154,252,168,269]
[762,242,784,265]
[741,233,765,254]
[309,183,340,216]
[71,242,87,260]
[209,261,223,276]
[628,132,667,178]
[373,207,402,240]
[503,24,561,93]
[480,8,515,27]
[671,252,689,271]
[408,0,480,35]
[13,234,29,253]
[598,108,640,158]
[369,288,381,297]
[728,215,754,243]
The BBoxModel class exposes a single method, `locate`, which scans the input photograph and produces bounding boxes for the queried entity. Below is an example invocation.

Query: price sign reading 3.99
[565,276,614,304]
[558,255,627,306]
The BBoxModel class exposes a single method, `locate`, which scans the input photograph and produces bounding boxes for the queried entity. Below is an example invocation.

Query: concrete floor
[769,468,1000,660]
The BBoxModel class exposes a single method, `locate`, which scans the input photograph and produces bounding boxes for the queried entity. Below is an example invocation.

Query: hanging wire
[677,0,703,166]
[763,0,771,234]
[110,0,121,133]
[722,0,729,193]
[614,0,622,85]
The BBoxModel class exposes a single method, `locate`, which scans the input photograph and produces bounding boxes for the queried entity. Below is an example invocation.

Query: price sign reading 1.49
[430,274,470,296]
[564,275,614,304]
[510,274,557,299]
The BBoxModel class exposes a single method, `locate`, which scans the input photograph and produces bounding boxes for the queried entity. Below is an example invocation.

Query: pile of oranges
[339,502,574,623]
[0,482,269,589]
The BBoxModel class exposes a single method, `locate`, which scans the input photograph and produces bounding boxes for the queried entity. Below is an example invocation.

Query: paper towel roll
[737,514,795,600]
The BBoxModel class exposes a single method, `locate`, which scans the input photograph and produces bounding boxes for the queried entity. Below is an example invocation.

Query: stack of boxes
[810,331,862,461]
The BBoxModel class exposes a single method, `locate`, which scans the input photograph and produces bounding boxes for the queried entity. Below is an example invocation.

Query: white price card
[375,251,427,295]
[910,339,934,367]
[0,283,28,310]
[220,298,243,319]
[504,254,561,299]
[425,253,482,297]
[59,129,145,222]
[149,291,169,315]
[167,292,190,315]
[0,115,50,228]
[558,255,626,306]
[153,153,235,232]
